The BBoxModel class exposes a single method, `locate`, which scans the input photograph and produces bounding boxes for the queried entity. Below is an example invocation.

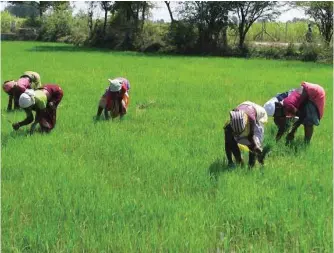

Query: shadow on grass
[25,44,228,59]
[208,158,232,181]
[2,126,56,147]
[92,115,127,124]
[285,137,309,154]
[26,45,113,53]
[1,129,30,147]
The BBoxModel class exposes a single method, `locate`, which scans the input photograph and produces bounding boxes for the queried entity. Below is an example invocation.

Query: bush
[17,28,38,40]
[164,21,197,54]
[39,10,73,41]
[299,42,320,62]
[249,45,285,59]
[316,46,333,64]
[22,16,42,28]
[285,42,299,57]
[133,22,168,52]
[68,12,90,46]
[1,11,25,33]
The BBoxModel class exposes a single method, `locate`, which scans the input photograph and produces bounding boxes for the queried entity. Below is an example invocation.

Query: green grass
[1,41,333,252]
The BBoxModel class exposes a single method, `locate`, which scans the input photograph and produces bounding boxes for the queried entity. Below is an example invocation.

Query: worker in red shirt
[274,81,325,144]
[96,78,130,120]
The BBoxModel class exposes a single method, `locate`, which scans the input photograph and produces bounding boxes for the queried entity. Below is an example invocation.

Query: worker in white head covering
[96,77,130,120]
[12,84,63,134]
[263,89,298,141]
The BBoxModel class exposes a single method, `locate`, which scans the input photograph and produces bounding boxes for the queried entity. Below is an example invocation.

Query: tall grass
[1,42,332,252]
[246,21,322,43]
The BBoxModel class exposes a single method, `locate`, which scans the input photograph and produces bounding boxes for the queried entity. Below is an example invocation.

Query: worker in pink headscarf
[12,84,63,134]
[273,81,326,144]
[2,71,41,111]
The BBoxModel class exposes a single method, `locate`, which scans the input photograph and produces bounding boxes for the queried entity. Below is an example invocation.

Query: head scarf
[19,89,36,108]
[108,79,122,92]
[230,110,248,134]
[3,80,16,93]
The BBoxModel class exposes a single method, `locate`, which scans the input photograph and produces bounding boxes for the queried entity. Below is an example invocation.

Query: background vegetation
[1,1,333,62]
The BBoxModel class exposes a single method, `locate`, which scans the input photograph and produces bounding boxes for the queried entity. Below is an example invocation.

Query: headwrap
[230,110,248,134]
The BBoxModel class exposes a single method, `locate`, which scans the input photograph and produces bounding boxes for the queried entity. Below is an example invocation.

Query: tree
[164,1,174,23]
[51,1,72,12]
[233,1,281,49]
[110,1,154,48]
[100,1,114,36]
[179,1,232,52]
[302,2,333,45]
[5,3,39,18]
[7,1,69,18]
[86,1,98,36]
[112,1,153,25]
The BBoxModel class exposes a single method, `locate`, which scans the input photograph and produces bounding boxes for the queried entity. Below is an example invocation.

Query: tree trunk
[103,9,107,36]
[88,2,95,36]
[222,25,228,47]
[324,21,333,45]
[88,17,93,37]
[165,1,174,23]
[39,5,43,18]
[239,34,246,49]
[238,23,246,49]
[141,2,146,29]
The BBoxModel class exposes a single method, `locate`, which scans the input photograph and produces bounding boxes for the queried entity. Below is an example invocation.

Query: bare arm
[12,108,34,130]
[286,118,303,142]
[274,116,287,142]
[7,95,13,111]
[247,120,261,153]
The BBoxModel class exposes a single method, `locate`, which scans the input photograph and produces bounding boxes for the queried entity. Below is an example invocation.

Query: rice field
[1,41,332,252]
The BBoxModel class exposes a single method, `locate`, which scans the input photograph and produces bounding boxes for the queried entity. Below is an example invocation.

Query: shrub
[164,21,197,54]
[39,10,73,41]
[285,42,299,57]
[133,22,168,52]
[1,11,25,33]
[68,13,90,46]
[316,45,333,64]
[299,42,320,62]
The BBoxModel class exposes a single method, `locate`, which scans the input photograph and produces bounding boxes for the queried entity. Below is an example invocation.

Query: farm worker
[115,77,131,92]
[12,84,64,134]
[21,71,42,89]
[273,81,325,144]
[224,101,268,168]
[2,71,42,111]
[263,88,298,141]
[96,78,130,120]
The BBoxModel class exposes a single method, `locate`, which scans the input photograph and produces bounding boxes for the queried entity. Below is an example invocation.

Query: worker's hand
[12,123,20,131]
[254,146,264,165]
[257,153,265,165]
[254,146,262,156]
